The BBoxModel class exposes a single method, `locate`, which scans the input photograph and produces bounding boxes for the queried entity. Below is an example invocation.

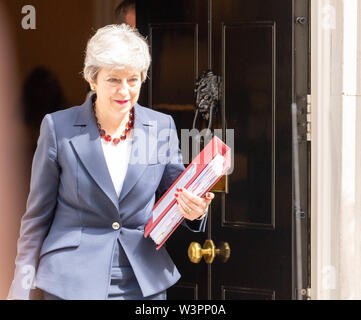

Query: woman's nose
[116,82,129,95]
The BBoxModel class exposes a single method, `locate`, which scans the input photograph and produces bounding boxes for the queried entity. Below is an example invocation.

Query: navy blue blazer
[8,93,207,300]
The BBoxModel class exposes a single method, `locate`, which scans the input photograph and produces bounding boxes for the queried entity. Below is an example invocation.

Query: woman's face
[90,67,142,116]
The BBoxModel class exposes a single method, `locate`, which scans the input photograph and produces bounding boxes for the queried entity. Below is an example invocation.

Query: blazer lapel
[118,103,157,203]
[70,94,119,211]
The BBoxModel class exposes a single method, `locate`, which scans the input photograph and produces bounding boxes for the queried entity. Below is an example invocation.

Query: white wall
[311,0,361,300]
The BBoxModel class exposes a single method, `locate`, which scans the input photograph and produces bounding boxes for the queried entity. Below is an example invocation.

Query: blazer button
[112,222,120,230]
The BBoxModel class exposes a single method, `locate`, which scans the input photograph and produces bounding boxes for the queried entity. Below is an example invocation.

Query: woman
[7,24,214,300]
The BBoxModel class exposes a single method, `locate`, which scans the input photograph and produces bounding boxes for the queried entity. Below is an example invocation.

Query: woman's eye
[108,78,118,82]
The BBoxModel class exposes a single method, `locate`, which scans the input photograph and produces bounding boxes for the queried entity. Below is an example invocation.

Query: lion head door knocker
[192,70,221,132]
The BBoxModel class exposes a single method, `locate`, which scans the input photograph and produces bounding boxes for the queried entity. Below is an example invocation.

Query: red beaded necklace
[92,101,135,146]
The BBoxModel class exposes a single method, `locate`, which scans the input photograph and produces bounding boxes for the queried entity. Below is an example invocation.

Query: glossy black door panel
[223,22,275,228]
[137,0,310,300]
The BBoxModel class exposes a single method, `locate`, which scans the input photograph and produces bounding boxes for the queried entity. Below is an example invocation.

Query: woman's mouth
[114,100,129,105]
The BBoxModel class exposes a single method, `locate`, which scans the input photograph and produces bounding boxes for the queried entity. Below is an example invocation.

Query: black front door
[137,0,310,300]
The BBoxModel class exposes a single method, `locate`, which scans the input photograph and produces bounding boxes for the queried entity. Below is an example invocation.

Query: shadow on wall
[21,66,67,154]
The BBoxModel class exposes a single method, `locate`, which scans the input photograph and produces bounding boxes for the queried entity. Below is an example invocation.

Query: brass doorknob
[188,240,230,264]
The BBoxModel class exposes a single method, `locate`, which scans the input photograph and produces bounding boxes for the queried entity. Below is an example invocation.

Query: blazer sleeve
[155,115,208,233]
[8,114,60,300]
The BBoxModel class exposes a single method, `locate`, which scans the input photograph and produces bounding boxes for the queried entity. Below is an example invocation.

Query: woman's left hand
[175,188,215,221]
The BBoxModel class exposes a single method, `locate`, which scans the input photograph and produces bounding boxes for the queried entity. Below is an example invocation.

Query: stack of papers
[149,153,225,245]
[145,135,232,249]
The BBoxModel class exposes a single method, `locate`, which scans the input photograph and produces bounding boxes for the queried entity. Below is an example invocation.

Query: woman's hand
[175,188,215,221]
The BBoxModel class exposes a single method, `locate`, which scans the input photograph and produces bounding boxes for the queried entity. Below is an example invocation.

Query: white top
[101,136,133,197]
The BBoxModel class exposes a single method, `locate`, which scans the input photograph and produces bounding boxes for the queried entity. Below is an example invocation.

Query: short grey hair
[83,24,151,83]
